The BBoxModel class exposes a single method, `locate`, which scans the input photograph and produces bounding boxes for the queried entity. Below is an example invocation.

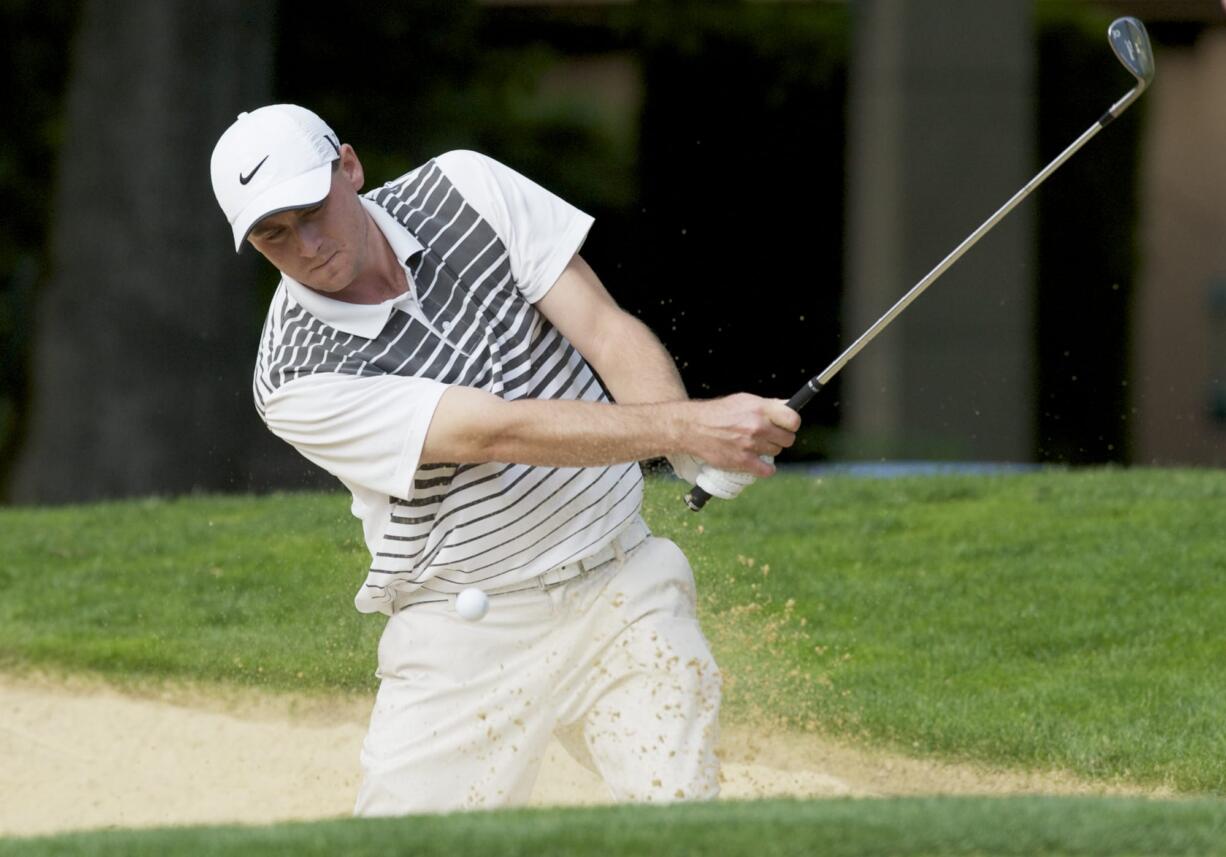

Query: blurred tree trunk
[844,0,1035,462]
[11,0,279,503]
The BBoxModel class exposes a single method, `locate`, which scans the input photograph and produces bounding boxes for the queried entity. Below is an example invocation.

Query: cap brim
[231,162,333,251]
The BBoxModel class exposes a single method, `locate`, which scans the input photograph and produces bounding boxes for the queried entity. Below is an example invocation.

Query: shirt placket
[416,251,506,394]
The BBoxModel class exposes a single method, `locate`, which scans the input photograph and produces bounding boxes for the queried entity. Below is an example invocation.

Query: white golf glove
[668,453,769,501]
[666,453,703,485]
[695,465,756,500]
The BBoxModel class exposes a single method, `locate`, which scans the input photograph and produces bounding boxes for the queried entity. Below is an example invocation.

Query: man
[210,104,799,815]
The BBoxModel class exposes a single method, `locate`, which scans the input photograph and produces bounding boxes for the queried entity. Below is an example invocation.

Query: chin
[303,256,346,291]
[307,277,349,295]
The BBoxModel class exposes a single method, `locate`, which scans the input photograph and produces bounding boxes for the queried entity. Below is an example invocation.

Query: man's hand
[695,463,757,500]
[668,452,754,500]
[666,453,702,485]
[535,255,798,497]
[669,453,774,502]
[683,394,799,476]
[664,396,800,503]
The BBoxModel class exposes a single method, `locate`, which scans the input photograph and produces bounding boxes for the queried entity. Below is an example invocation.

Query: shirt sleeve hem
[519,212,595,304]
[389,382,451,501]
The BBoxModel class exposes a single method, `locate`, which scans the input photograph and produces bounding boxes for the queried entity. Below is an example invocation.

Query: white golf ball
[455,588,490,622]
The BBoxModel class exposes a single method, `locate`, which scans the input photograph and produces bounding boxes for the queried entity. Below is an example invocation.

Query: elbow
[421,386,517,465]
[477,410,536,464]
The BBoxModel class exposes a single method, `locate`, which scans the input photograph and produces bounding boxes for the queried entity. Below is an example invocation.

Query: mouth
[312,251,338,272]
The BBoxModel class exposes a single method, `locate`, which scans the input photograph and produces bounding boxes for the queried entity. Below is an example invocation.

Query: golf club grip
[786,377,824,413]
[684,378,824,511]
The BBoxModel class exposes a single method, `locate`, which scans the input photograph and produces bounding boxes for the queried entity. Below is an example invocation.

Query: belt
[393,518,651,612]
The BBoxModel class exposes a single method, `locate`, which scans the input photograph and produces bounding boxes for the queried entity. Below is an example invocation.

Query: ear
[339,143,364,192]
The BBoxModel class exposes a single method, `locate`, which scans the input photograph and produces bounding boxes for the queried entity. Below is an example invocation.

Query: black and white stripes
[253,157,643,613]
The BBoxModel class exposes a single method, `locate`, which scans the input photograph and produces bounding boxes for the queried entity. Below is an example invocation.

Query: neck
[328,212,408,305]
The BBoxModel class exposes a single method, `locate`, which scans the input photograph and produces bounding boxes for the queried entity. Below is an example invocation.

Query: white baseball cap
[210,104,340,251]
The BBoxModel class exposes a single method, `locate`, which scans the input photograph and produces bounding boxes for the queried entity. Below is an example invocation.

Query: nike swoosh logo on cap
[239,155,270,185]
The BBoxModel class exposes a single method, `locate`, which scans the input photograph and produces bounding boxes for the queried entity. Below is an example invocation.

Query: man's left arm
[440,151,679,400]
[536,254,732,488]
[535,254,688,406]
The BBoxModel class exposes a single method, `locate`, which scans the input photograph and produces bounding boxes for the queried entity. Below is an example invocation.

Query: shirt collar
[282,197,424,339]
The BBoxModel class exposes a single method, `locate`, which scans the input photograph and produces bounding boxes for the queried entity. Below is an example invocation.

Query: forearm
[536,256,688,406]
[484,397,687,466]
[587,312,689,406]
[423,385,797,475]
[422,386,687,466]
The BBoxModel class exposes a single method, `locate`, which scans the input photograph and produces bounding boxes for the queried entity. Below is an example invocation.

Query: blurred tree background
[1036,7,1142,465]
[0,0,1148,503]
[0,0,80,496]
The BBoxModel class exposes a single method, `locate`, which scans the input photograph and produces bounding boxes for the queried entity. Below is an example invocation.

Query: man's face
[247,145,369,294]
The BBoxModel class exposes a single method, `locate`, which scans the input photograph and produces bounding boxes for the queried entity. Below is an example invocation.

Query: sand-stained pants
[353,527,722,815]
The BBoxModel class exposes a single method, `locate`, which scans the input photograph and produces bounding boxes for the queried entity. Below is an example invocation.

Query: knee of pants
[607,540,723,710]
[632,606,723,706]
[640,617,722,708]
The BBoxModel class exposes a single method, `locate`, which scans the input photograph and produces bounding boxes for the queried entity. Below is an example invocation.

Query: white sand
[0,674,1157,837]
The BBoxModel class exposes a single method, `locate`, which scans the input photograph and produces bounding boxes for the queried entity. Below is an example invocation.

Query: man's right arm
[262,372,796,503]
[420,385,798,475]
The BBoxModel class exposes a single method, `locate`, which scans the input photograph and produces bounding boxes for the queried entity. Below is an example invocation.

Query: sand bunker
[0,674,1158,837]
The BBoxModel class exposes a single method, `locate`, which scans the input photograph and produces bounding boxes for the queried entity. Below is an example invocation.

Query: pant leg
[354,592,560,816]
[567,537,723,802]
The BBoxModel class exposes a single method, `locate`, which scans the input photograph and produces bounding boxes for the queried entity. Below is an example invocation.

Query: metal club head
[1108,17,1155,93]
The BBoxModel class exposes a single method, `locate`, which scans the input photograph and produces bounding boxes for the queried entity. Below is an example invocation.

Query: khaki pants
[354,535,722,815]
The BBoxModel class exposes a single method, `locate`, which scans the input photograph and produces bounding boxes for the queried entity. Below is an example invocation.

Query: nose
[295,220,325,257]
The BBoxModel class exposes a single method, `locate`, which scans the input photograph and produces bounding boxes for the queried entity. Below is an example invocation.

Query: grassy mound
[6,796,1226,856]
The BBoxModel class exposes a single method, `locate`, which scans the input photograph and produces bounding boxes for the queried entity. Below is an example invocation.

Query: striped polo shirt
[254,151,644,615]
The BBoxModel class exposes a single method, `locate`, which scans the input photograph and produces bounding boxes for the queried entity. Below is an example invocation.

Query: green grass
[0,493,380,691]
[5,797,1226,857]
[660,469,1226,793]
[2,469,1225,793]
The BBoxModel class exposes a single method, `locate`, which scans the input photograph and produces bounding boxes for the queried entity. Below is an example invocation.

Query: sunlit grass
[7,796,1226,856]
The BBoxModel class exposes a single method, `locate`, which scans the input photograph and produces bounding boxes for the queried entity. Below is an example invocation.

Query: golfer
[210,104,798,814]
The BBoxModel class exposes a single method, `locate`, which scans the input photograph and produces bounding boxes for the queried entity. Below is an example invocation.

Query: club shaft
[814,111,1115,391]
[685,84,1144,513]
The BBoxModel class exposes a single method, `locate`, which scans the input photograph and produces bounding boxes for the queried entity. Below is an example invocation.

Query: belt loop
[612,539,626,564]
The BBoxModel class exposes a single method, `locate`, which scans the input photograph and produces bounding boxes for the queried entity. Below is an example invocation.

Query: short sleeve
[435,150,594,303]
[262,373,448,502]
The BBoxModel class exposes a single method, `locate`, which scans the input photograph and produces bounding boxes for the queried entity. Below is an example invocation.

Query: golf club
[685,16,1155,511]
